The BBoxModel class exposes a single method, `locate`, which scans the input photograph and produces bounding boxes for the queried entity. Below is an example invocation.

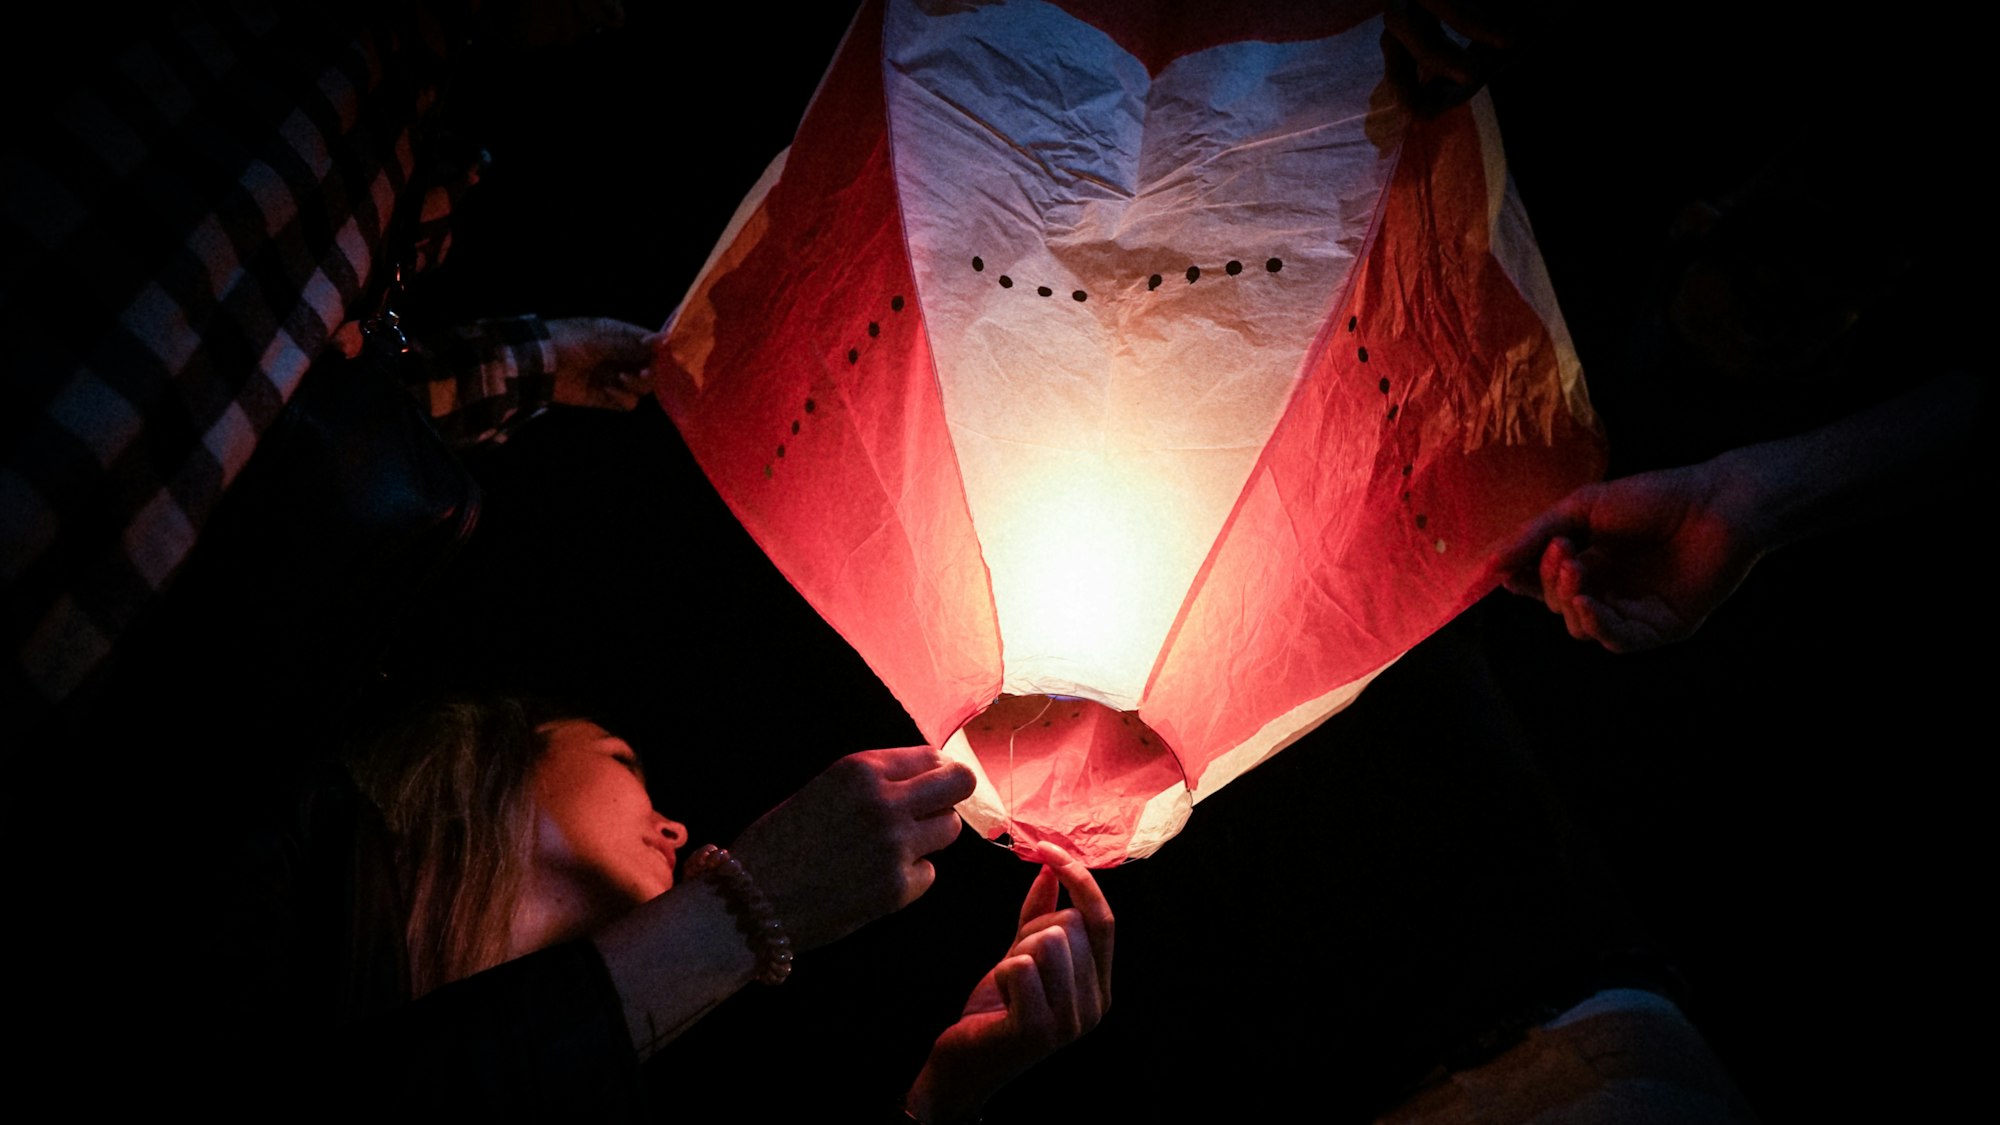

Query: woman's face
[529,719,688,913]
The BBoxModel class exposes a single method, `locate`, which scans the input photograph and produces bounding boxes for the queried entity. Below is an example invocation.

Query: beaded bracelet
[684,844,795,985]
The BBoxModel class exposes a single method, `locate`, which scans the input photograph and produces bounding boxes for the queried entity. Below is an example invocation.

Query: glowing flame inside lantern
[989,461,1193,709]
[658,0,1605,867]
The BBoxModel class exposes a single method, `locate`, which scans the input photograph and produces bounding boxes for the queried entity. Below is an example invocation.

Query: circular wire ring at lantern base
[940,694,1190,869]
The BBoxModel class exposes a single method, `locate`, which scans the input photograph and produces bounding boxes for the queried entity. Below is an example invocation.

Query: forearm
[1714,369,1986,551]
[591,879,759,1060]
[905,1055,999,1125]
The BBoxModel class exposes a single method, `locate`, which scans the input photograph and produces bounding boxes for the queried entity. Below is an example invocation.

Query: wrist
[904,1059,988,1125]
[1702,445,1791,557]
[592,877,757,1059]
[683,844,795,985]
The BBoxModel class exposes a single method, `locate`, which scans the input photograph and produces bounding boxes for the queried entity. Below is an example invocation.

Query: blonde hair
[347,696,557,997]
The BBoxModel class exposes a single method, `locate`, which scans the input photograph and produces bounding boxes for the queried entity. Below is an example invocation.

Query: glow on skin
[509,720,688,959]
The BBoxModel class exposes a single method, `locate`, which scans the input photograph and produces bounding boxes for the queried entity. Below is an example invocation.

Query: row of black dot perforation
[1350,312,1445,555]
[764,293,910,480]
[969,254,1285,301]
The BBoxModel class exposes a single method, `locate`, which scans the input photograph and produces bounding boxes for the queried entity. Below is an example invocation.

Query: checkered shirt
[3,4,553,709]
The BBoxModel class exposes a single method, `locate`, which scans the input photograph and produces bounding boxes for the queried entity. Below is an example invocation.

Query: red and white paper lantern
[660,0,1605,866]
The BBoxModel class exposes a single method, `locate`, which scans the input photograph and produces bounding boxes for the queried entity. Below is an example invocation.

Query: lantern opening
[942,694,1191,869]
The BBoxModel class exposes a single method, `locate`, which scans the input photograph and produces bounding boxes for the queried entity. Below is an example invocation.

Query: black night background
[24,4,1985,1121]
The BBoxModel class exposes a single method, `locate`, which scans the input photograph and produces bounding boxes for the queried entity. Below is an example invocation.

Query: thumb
[1491,488,1595,593]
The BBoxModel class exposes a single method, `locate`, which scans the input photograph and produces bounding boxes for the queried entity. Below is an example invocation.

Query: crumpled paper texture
[662,0,1603,866]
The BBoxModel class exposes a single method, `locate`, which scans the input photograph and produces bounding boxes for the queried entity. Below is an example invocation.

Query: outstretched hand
[596,748,972,1061]
[728,747,975,952]
[546,316,658,411]
[1489,460,1766,652]
[906,841,1115,1124]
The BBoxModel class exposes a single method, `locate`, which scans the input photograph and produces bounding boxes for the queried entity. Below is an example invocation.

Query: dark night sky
[59,4,1984,1121]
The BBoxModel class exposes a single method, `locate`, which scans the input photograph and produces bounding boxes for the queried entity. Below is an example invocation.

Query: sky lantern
[659,0,1605,867]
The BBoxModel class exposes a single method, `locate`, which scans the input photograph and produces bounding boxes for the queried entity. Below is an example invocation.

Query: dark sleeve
[401,315,558,448]
[212,765,650,1123]
[339,942,651,1123]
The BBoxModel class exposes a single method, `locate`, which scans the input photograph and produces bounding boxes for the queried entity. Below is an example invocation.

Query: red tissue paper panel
[659,0,1605,867]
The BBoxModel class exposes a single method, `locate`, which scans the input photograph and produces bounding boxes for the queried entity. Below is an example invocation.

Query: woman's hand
[728,747,975,951]
[600,747,974,1061]
[904,841,1115,1124]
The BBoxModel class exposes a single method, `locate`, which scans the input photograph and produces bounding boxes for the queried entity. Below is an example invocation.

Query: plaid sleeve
[3,5,466,709]
[403,315,558,448]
